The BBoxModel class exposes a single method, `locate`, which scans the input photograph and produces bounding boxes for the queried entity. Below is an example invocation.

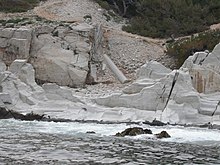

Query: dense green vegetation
[95,0,220,68]
[0,0,46,13]
[167,29,220,68]
[95,0,220,38]
[1,0,219,69]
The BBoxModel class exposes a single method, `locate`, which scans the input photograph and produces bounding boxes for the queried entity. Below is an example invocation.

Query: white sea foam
[1,119,220,145]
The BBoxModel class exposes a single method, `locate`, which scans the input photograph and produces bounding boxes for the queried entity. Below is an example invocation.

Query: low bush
[166,29,220,68]
[95,0,220,38]
[0,0,47,13]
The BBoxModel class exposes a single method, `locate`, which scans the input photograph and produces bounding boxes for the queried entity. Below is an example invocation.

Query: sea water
[0,119,220,164]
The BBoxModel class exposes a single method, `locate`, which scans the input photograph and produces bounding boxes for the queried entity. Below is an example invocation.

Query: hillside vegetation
[96,0,220,38]
[167,29,220,68]
[0,0,46,12]
[96,0,220,68]
[0,0,220,69]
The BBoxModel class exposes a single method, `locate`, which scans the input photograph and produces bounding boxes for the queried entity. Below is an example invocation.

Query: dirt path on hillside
[210,23,220,30]
[33,0,122,27]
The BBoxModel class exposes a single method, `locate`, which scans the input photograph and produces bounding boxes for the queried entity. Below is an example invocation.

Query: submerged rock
[86,131,96,134]
[115,127,152,137]
[155,131,171,139]
[143,120,167,126]
[115,127,171,139]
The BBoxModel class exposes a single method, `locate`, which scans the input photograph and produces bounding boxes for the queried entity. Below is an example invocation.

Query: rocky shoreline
[0,35,219,126]
[1,106,220,132]
[0,0,219,127]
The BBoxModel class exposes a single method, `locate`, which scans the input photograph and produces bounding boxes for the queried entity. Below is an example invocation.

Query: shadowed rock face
[115,127,152,137]
[0,106,76,122]
[0,107,15,119]
[0,107,44,121]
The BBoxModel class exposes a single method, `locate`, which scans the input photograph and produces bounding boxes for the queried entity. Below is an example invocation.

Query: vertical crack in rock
[28,29,34,61]
[0,73,10,84]
[212,101,220,116]
[155,84,166,110]
[198,51,210,65]
[192,53,199,64]
[149,70,153,78]
[163,71,179,112]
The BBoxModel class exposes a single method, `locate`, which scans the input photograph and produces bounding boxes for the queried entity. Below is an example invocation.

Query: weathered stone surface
[94,43,220,125]
[34,25,54,35]
[0,23,94,87]
[136,60,172,80]
[0,60,6,72]
[76,41,91,53]
[9,59,43,92]
[0,28,32,66]
[29,24,92,87]
[42,83,83,103]
[0,93,12,104]
[122,61,169,93]
[70,23,94,32]
[189,67,220,93]
[4,38,30,65]
[31,47,89,87]
[95,70,197,112]
[0,60,46,109]
[0,38,8,47]
[9,59,27,73]
[122,79,156,94]
[202,44,220,73]
[182,43,220,94]
[161,100,211,125]
[14,28,32,41]
[0,28,15,39]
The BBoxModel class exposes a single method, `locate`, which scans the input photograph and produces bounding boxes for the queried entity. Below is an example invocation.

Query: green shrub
[94,0,110,10]
[0,0,46,13]
[96,0,220,38]
[0,17,29,26]
[166,29,220,68]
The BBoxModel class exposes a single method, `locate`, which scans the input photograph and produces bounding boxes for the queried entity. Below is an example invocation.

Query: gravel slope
[0,0,169,86]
